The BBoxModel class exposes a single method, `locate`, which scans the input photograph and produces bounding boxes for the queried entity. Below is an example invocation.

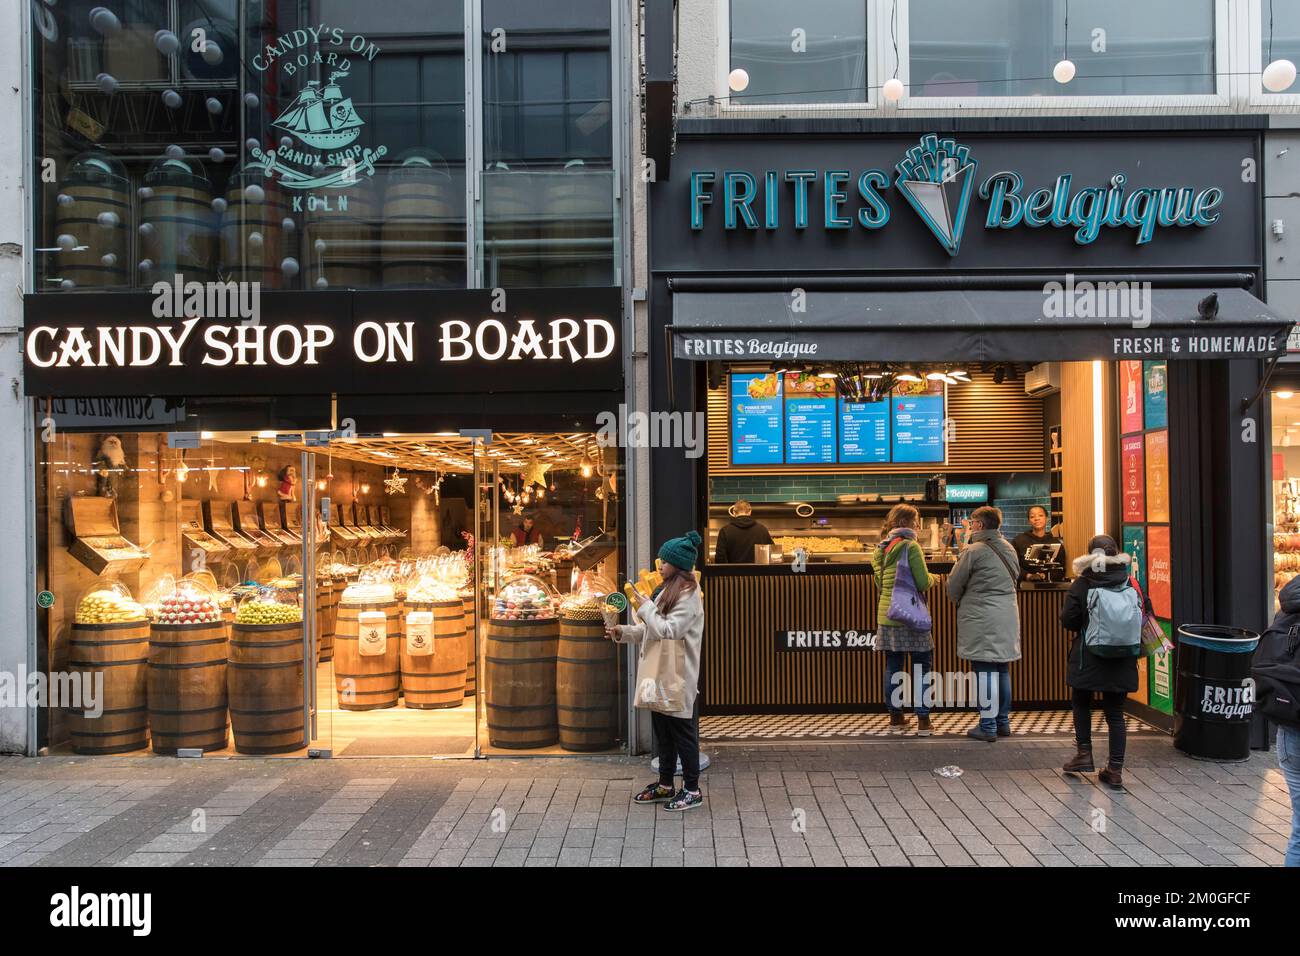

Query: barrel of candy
[303,183,378,289]
[219,169,291,288]
[68,620,150,754]
[317,578,335,662]
[381,154,461,287]
[140,155,217,281]
[1174,625,1261,762]
[334,598,401,710]
[148,619,229,754]
[543,165,615,286]
[52,152,130,290]
[227,620,304,754]
[485,618,558,749]
[557,615,618,752]
[401,600,467,709]
[462,592,477,696]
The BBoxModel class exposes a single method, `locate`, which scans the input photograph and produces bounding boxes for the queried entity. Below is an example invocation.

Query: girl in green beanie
[606,530,706,811]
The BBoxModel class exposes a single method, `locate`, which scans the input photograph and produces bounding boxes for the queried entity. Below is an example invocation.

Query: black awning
[670,287,1293,362]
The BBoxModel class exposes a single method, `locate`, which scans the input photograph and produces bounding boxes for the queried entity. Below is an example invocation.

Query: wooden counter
[700,564,1071,714]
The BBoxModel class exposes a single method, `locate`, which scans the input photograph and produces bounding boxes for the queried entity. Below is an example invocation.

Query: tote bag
[633,638,687,714]
[885,539,932,631]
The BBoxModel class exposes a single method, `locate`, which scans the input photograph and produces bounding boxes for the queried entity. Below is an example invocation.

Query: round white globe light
[882,78,905,102]
[1263,58,1298,93]
[728,68,750,93]
[1053,59,1076,84]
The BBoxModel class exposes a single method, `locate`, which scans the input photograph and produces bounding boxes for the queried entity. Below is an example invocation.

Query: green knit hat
[658,530,703,572]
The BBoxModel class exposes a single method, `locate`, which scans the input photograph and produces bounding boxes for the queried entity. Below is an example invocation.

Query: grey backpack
[1084,583,1142,658]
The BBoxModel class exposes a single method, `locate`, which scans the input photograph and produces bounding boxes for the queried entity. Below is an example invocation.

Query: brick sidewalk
[0,737,1291,867]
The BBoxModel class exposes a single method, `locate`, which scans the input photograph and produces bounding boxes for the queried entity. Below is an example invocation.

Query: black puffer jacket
[713,516,774,564]
[1060,551,1144,693]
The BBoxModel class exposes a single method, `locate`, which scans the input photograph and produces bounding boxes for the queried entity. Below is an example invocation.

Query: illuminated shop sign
[689,134,1223,254]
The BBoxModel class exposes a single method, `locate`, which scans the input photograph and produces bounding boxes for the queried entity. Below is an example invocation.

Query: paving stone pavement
[0,737,1292,867]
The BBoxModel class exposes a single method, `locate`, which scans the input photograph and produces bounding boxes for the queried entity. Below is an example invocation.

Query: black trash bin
[1173,625,1260,761]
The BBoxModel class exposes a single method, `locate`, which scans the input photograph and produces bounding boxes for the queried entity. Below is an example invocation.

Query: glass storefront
[31,0,620,293]
[33,411,628,757]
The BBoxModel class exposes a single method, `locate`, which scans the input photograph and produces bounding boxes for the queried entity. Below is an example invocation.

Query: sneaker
[915,715,933,737]
[633,782,675,804]
[967,726,997,742]
[664,788,704,812]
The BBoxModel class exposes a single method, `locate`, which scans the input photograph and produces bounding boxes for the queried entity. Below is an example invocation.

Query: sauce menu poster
[1145,429,1170,523]
[730,373,783,465]
[1121,435,1145,523]
[1122,524,1147,592]
[1147,525,1172,619]
[1120,360,1144,435]
[839,398,889,463]
[1143,360,1168,430]
[891,392,945,463]
[785,396,836,464]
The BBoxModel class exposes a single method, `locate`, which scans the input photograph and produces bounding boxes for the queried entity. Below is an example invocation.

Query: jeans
[651,711,700,792]
[885,651,933,717]
[1071,688,1127,768]
[1278,723,1300,868]
[973,662,1011,734]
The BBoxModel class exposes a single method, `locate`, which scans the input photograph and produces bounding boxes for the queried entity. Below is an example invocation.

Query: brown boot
[1062,747,1095,774]
[1098,765,1124,790]
[888,712,908,734]
[915,715,933,737]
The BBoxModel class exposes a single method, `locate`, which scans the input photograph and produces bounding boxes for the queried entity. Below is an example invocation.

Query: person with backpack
[872,504,935,735]
[947,506,1021,741]
[1252,575,1300,866]
[1059,534,1148,790]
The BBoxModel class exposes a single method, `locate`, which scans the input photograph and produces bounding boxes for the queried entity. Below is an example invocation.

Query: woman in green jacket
[872,504,934,735]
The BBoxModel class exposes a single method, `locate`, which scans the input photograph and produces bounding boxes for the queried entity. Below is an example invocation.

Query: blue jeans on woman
[973,662,1011,735]
[1278,723,1300,867]
[885,651,933,717]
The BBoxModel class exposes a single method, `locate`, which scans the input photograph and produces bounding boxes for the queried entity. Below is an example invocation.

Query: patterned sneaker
[664,789,703,812]
[633,782,675,804]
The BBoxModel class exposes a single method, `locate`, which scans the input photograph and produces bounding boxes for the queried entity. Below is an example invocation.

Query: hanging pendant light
[728,68,750,93]
[1053,0,1075,85]
[882,77,905,102]
[1264,58,1297,92]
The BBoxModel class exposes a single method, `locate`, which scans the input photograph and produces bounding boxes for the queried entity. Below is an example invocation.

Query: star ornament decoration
[384,469,407,496]
[521,457,550,489]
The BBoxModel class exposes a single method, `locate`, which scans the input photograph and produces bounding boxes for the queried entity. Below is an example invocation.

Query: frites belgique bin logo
[250,27,387,195]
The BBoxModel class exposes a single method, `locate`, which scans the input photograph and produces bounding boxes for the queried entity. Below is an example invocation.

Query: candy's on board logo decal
[894,134,978,257]
[249,27,387,193]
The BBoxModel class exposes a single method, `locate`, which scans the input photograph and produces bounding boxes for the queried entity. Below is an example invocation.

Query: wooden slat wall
[700,571,1071,713]
[708,370,1044,476]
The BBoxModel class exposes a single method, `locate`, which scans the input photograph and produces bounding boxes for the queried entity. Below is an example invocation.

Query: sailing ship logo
[895,134,978,256]
[252,69,386,190]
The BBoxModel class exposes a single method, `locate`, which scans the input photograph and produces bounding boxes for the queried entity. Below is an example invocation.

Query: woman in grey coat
[946,506,1021,741]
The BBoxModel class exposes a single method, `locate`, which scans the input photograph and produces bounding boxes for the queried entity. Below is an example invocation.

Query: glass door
[302,451,329,755]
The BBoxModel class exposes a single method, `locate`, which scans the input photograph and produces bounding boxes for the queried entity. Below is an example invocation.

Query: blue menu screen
[730,373,783,464]
[838,399,890,463]
[891,393,945,463]
[785,397,837,464]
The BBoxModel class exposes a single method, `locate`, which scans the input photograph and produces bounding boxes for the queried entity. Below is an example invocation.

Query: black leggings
[651,711,700,792]
[1071,688,1127,768]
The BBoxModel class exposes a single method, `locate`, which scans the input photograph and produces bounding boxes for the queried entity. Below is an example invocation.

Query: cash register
[1022,542,1064,583]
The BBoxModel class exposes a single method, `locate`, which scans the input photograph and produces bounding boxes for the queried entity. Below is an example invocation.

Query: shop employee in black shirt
[714,500,774,564]
[1011,505,1067,580]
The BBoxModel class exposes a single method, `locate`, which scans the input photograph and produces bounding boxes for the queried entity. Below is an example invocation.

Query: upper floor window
[728,0,868,104]
[908,0,1216,97]
[1262,0,1300,94]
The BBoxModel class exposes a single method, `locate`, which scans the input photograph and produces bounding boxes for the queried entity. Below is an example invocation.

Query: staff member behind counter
[713,500,774,564]
[1010,505,1067,581]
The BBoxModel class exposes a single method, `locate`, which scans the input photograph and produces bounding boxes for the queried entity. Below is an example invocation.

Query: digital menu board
[785,396,836,463]
[838,399,889,463]
[891,390,945,463]
[730,372,783,464]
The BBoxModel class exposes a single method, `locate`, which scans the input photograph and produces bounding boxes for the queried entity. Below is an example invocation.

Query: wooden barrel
[54,153,131,289]
[381,160,460,287]
[148,620,229,754]
[140,158,216,280]
[227,621,304,754]
[303,182,377,289]
[334,598,401,710]
[557,616,619,752]
[482,174,541,286]
[219,172,290,288]
[68,620,150,754]
[462,592,477,696]
[544,167,615,286]
[317,579,335,662]
[401,600,467,709]
[485,618,558,749]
